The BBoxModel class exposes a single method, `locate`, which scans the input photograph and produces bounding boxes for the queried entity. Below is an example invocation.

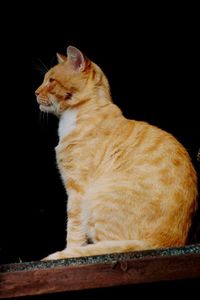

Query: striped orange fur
[35,46,198,260]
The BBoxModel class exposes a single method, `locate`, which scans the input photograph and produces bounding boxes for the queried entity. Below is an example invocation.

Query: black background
[0,2,199,272]
[0,4,199,300]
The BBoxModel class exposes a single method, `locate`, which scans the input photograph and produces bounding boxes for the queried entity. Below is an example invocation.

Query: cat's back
[118,118,197,190]
[95,113,197,205]
[130,119,195,174]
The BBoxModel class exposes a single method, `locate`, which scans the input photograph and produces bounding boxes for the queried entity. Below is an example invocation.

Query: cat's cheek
[59,101,69,113]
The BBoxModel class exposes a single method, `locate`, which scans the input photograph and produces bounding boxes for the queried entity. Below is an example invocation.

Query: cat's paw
[41,249,73,261]
[42,251,64,261]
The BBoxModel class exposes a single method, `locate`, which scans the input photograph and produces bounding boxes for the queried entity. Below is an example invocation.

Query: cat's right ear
[67,46,86,72]
[56,53,67,64]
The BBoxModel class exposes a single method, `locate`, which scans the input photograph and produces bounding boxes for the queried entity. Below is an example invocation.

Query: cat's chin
[39,105,55,113]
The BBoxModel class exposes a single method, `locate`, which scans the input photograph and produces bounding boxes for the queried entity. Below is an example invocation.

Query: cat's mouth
[39,104,55,113]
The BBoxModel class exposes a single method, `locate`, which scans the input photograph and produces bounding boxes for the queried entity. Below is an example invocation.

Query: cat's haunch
[36,46,197,260]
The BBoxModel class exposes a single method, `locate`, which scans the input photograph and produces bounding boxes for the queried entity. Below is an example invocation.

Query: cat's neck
[74,84,112,110]
[58,109,78,140]
[58,95,122,141]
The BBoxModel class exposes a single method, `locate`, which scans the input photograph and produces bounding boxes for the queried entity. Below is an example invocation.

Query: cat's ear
[56,53,67,64]
[67,46,86,72]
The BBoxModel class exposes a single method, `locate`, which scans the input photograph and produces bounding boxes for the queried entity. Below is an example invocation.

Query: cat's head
[35,46,110,116]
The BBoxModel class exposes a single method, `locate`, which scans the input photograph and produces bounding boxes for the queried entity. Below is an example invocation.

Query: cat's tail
[43,240,158,260]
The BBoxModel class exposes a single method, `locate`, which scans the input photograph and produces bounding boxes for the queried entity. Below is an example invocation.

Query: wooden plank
[0,244,200,298]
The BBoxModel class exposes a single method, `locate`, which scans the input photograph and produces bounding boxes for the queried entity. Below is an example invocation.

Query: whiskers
[32,58,49,75]
[33,56,57,126]
[32,55,57,75]
[38,110,49,126]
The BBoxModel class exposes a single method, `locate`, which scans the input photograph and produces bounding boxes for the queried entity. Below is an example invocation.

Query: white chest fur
[58,109,78,140]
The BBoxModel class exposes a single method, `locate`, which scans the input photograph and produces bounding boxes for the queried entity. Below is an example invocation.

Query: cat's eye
[64,92,72,100]
[49,78,55,83]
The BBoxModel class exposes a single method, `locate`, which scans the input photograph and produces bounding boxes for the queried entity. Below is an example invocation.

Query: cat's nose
[35,90,39,96]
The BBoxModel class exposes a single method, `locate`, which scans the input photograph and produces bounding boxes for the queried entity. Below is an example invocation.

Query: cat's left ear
[67,46,86,72]
[56,53,67,64]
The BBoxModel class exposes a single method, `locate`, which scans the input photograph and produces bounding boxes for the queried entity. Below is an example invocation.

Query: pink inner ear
[67,46,85,71]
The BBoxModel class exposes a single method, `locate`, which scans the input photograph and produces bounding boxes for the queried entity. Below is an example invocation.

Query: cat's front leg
[41,191,86,261]
[66,191,87,247]
[41,224,85,261]
[66,217,86,247]
[42,219,86,261]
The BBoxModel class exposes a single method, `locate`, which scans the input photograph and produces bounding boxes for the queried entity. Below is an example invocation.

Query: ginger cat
[35,46,197,260]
